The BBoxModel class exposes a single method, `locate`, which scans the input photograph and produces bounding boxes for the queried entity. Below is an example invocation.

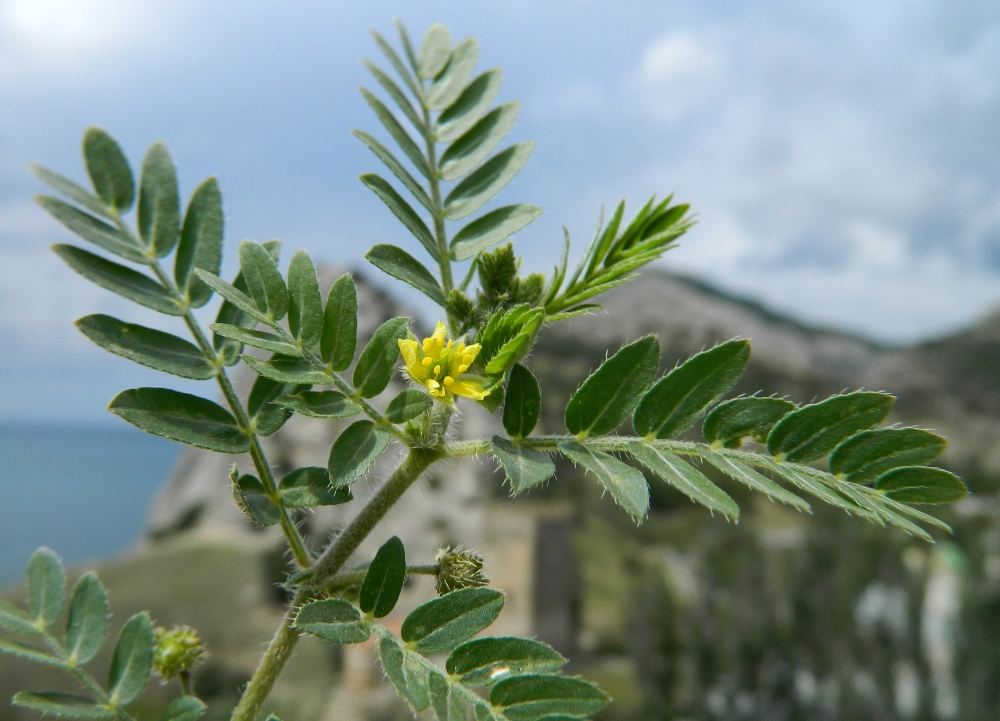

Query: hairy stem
[323,563,439,593]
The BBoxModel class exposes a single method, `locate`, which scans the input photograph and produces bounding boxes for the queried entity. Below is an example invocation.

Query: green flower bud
[153,626,205,680]
[435,547,489,595]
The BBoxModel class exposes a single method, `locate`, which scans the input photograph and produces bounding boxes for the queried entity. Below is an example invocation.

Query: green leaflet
[211,324,301,356]
[0,640,67,669]
[401,588,505,654]
[279,467,352,508]
[450,204,543,261]
[287,250,324,348]
[137,142,180,257]
[12,693,113,719]
[27,548,65,627]
[700,450,811,512]
[232,474,278,527]
[767,392,895,463]
[328,421,392,487]
[489,675,609,721]
[444,142,535,220]
[108,612,154,706]
[559,441,649,519]
[83,127,134,213]
[502,364,541,439]
[483,312,542,376]
[175,178,224,308]
[359,90,432,179]
[628,442,740,521]
[437,69,503,143]
[764,461,868,516]
[276,390,362,419]
[36,196,146,264]
[446,637,566,688]
[109,388,250,453]
[322,274,359,371]
[440,103,521,182]
[361,61,425,135]
[353,130,433,212]
[386,389,433,423]
[373,28,423,100]
[30,164,115,221]
[360,175,438,259]
[876,467,969,504]
[703,397,797,448]
[53,245,182,316]
[161,696,207,721]
[633,340,750,439]
[417,24,451,78]
[829,428,947,484]
[378,636,430,711]
[491,437,556,494]
[295,599,371,644]
[247,376,302,437]
[0,598,39,636]
[360,536,406,618]
[239,240,288,321]
[353,317,409,398]
[242,355,331,385]
[65,573,109,665]
[427,37,481,110]
[565,336,659,437]
[366,244,445,305]
[196,270,270,326]
[76,315,215,380]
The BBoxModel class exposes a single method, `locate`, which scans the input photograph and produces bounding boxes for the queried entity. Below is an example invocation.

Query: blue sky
[1,0,999,423]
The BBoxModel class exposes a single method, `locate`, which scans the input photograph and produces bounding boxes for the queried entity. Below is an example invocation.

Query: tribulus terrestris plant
[1,20,969,721]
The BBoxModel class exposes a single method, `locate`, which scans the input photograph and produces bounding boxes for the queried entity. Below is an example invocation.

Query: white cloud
[636,30,726,122]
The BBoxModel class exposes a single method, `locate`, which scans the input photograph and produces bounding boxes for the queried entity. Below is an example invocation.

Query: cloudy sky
[2,0,999,423]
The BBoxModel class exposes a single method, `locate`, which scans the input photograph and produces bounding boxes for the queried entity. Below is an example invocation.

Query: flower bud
[153,626,205,680]
[435,547,489,595]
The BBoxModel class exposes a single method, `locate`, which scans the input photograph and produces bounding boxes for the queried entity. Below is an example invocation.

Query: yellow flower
[398,322,491,402]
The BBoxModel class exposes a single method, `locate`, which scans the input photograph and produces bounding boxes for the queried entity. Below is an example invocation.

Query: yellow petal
[398,339,426,381]
[450,378,490,401]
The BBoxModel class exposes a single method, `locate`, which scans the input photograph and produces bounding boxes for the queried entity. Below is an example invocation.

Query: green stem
[39,630,137,721]
[179,671,193,697]
[323,563,439,593]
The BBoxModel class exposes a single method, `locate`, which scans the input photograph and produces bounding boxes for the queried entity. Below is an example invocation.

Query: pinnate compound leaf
[0,598,38,636]
[287,250,324,348]
[559,441,649,519]
[295,599,370,644]
[360,536,406,618]
[830,428,947,484]
[65,573,109,665]
[279,467,352,508]
[161,696,207,721]
[13,693,113,719]
[489,675,609,721]
[427,38,480,110]
[83,127,134,213]
[232,474,278,527]
[565,336,659,437]
[634,340,750,439]
[242,355,330,385]
[379,636,430,711]
[628,442,739,520]
[386,389,433,423]
[108,612,154,705]
[109,388,250,453]
[447,637,566,688]
[36,197,146,263]
[503,364,540,439]
[440,103,520,182]
[276,391,362,419]
[360,175,438,259]
[402,588,505,654]
[76,315,215,380]
[322,274,359,371]
[437,69,502,143]
[137,142,180,257]
[366,244,445,305]
[210,324,301,356]
[767,392,894,463]
[444,142,535,221]
[0,639,67,668]
[451,204,543,261]
[876,467,968,504]
[53,245,182,316]
[418,24,452,78]
[703,397,797,447]
[491,437,555,494]
[175,178,224,308]
[700,450,811,512]
[30,164,115,221]
[27,548,65,627]
[239,241,288,321]
[353,317,409,398]
[328,421,392,487]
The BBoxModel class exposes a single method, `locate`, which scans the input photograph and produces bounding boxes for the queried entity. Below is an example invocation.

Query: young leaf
[27,548,65,627]
[437,69,503,143]
[239,240,288,321]
[109,388,250,453]
[503,364,540,439]
[440,103,520,182]
[444,142,535,220]
[628,442,740,521]
[247,376,302,437]
[83,127,134,213]
[703,397,797,448]
[633,340,750,439]
[427,37,480,110]
[386,389,433,423]
[700,451,811,512]
[322,274,359,371]
[401,587,505,654]
[450,204,543,262]
[287,250,323,348]
[65,573,109,665]
[366,244,446,305]
[360,536,406,618]
[418,24,451,78]
[559,441,649,519]
[328,421,392,487]
[175,177,224,308]
[565,336,659,437]
[161,696,207,721]
[242,355,331,385]
[30,164,115,221]
[353,317,409,398]
[276,390,362,419]
[876,467,969,504]
[36,197,146,263]
[360,175,438,259]
[489,675,609,721]
[446,637,566,688]
[137,142,180,257]
[0,598,39,636]
[53,245,182,316]
[830,428,947,484]
[12,693,114,719]
[108,612,154,705]
[767,392,895,463]
[491,437,556,494]
[379,636,430,711]
[210,324,302,356]
[279,467,352,508]
[76,315,216,380]
[232,474,279,527]
[353,130,433,212]
[295,599,370,644]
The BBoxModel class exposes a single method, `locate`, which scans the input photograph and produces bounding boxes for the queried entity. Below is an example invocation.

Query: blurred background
[2,1,1000,720]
